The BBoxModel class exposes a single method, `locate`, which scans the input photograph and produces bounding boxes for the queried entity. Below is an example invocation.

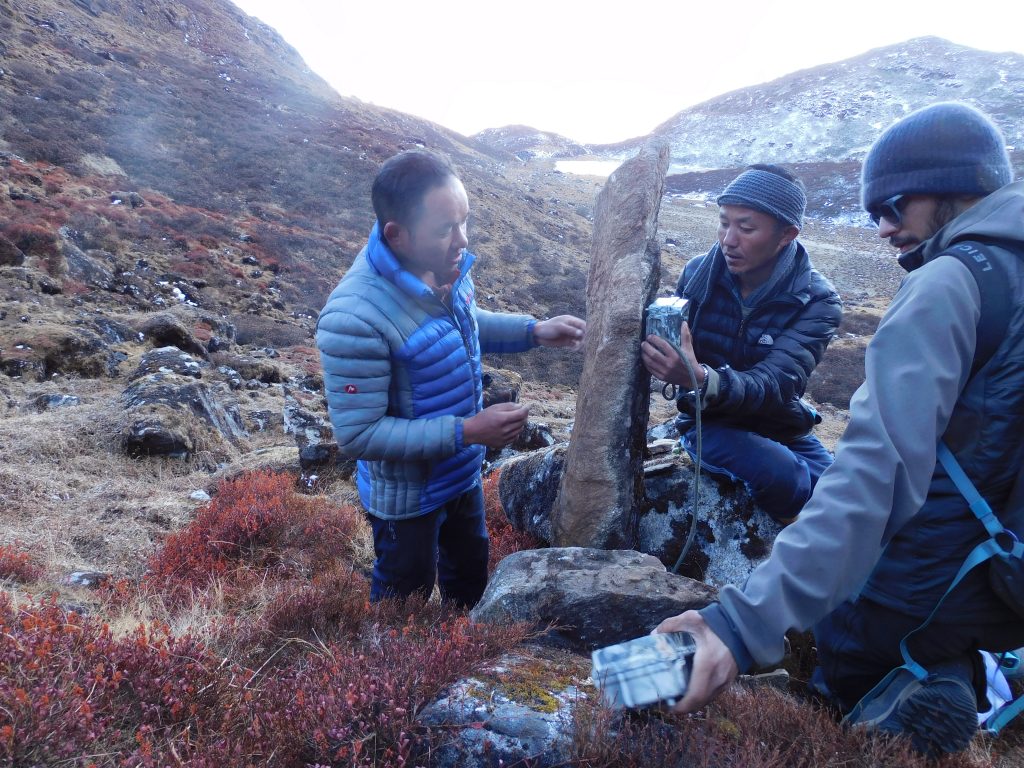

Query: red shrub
[0,593,532,766]
[0,595,231,766]
[2,222,57,257]
[219,563,370,661]
[483,469,542,574]
[0,544,44,583]
[140,470,362,609]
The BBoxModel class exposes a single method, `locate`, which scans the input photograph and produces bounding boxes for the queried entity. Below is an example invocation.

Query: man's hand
[653,610,739,714]
[533,315,586,350]
[462,402,530,449]
[641,321,702,388]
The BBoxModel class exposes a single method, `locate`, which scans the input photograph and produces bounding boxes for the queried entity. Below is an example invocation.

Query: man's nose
[454,223,468,249]
[877,218,898,238]
[720,226,739,247]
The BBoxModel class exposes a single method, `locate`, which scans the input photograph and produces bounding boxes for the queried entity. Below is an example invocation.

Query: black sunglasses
[869,194,907,227]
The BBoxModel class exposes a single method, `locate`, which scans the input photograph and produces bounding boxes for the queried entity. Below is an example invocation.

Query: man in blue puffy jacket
[317,150,585,608]
[642,164,842,524]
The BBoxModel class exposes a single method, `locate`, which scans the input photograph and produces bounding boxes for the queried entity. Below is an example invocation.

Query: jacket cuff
[702,366,721,404]
[699,602,755,674]
[526,319,538,347]
[455,417,465,450]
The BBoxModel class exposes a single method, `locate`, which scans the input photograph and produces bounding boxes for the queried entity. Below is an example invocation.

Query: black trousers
[813,596,1024,712]
[366,484,489,609]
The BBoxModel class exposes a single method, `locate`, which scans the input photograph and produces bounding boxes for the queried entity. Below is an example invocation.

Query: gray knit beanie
[717,168,806,227]
[861,102,1012,212]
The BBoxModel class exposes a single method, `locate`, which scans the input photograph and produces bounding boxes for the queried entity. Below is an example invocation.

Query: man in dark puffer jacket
[642,164,842,523]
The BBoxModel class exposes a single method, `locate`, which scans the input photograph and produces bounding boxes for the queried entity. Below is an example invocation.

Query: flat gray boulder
[471,547,716,652]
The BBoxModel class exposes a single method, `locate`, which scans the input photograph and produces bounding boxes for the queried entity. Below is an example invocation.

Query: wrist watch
[698,364,711,396]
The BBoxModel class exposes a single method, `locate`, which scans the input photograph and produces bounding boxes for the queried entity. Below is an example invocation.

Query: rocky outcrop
[417,644,588,768]
[283,391,354,475]
[0,322,124,380]
[118,348,246,457]
[497,444,568,544]
[0,235,26,266]
[60,239,117,292]
[499,442,783,588]
[137,313,211,358]
[552,142,669,549]
[130,346,204,379]
[481,367,522,408]
[471,547,716,652]
[639,458,782,585]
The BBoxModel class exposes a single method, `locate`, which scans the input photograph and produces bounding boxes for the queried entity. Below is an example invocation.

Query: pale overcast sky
[231,0,1024,144]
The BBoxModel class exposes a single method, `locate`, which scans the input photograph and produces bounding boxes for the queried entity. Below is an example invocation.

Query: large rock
[137,312,209,358]
[498,444,568,543]
[0,234,25,267]
[499,443,783,588]
[481,366,522,408]
[0,323,121,380]
[60,239,117,292]
[471,547,716,652]
[283,391,355,475]
[131,346,204,380]
[119,372,247,458]
[417,645,587,768]
[552,142,669,549]
[639,458,783,585]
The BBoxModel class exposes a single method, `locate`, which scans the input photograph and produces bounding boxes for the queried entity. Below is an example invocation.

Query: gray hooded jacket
[702,180,1024,671]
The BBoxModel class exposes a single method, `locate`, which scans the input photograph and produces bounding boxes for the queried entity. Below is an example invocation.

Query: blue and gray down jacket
[675,242,842,443]
[316,224,536,520]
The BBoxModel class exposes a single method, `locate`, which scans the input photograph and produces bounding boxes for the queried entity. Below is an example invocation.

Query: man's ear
[778,225,800,249]
[382,221,406,253]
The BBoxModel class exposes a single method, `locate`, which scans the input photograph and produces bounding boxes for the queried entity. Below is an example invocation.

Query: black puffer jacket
[675,242,842,442]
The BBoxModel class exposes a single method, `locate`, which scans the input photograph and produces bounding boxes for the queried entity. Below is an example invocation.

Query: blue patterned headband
[717,169,805,227]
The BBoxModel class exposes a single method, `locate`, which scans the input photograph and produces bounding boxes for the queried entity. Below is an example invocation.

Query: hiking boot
[845,658,978,756]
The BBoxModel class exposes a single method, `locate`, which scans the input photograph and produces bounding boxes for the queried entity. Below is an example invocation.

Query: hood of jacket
[898,180,1024,272]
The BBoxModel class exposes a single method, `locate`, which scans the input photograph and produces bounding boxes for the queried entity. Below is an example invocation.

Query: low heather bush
[0,544,44,583]
[138,470,361,609]
[570,685,984,768]
[0,593,531,766]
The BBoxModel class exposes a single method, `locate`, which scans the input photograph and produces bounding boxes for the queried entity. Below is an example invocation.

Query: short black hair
[371,150,457,228]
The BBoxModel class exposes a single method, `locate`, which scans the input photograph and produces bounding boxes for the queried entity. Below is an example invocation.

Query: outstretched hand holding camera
[641,321,705,389]
[653,610,740,714]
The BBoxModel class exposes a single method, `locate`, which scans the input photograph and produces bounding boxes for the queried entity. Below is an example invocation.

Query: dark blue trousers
[681,424,834,522]
[812,597,1024,712]
[366,484,489,609]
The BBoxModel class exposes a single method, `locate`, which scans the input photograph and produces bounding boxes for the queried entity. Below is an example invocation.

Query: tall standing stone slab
[552,142,669,549]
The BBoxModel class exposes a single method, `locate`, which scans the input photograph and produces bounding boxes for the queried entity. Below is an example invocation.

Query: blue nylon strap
[846,442,1022,733]
[937,443,1003,537]
[986,695,1024,735]
[842,663,915,726]
[897,539,1004,673]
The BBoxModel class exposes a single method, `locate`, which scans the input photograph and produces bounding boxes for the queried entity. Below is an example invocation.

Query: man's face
[717,205,797,288]
[387,177,469,287]
[872,195,943,254]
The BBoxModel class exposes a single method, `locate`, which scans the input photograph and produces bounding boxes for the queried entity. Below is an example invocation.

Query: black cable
[653,341,704,575]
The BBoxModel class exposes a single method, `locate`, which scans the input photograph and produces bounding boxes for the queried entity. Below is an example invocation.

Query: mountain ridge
[475,36,1024,177]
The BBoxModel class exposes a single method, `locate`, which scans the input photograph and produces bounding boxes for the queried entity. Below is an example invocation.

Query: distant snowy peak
[640,36,1024,173]
[474,37,1024,174]
[472,125,589,161]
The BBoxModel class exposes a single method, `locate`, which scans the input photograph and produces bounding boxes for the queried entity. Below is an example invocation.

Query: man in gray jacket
[317,150,585,608]
[656,102,1024,756]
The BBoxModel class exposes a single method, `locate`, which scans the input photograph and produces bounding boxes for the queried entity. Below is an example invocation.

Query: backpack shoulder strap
[940,239,1015,375]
